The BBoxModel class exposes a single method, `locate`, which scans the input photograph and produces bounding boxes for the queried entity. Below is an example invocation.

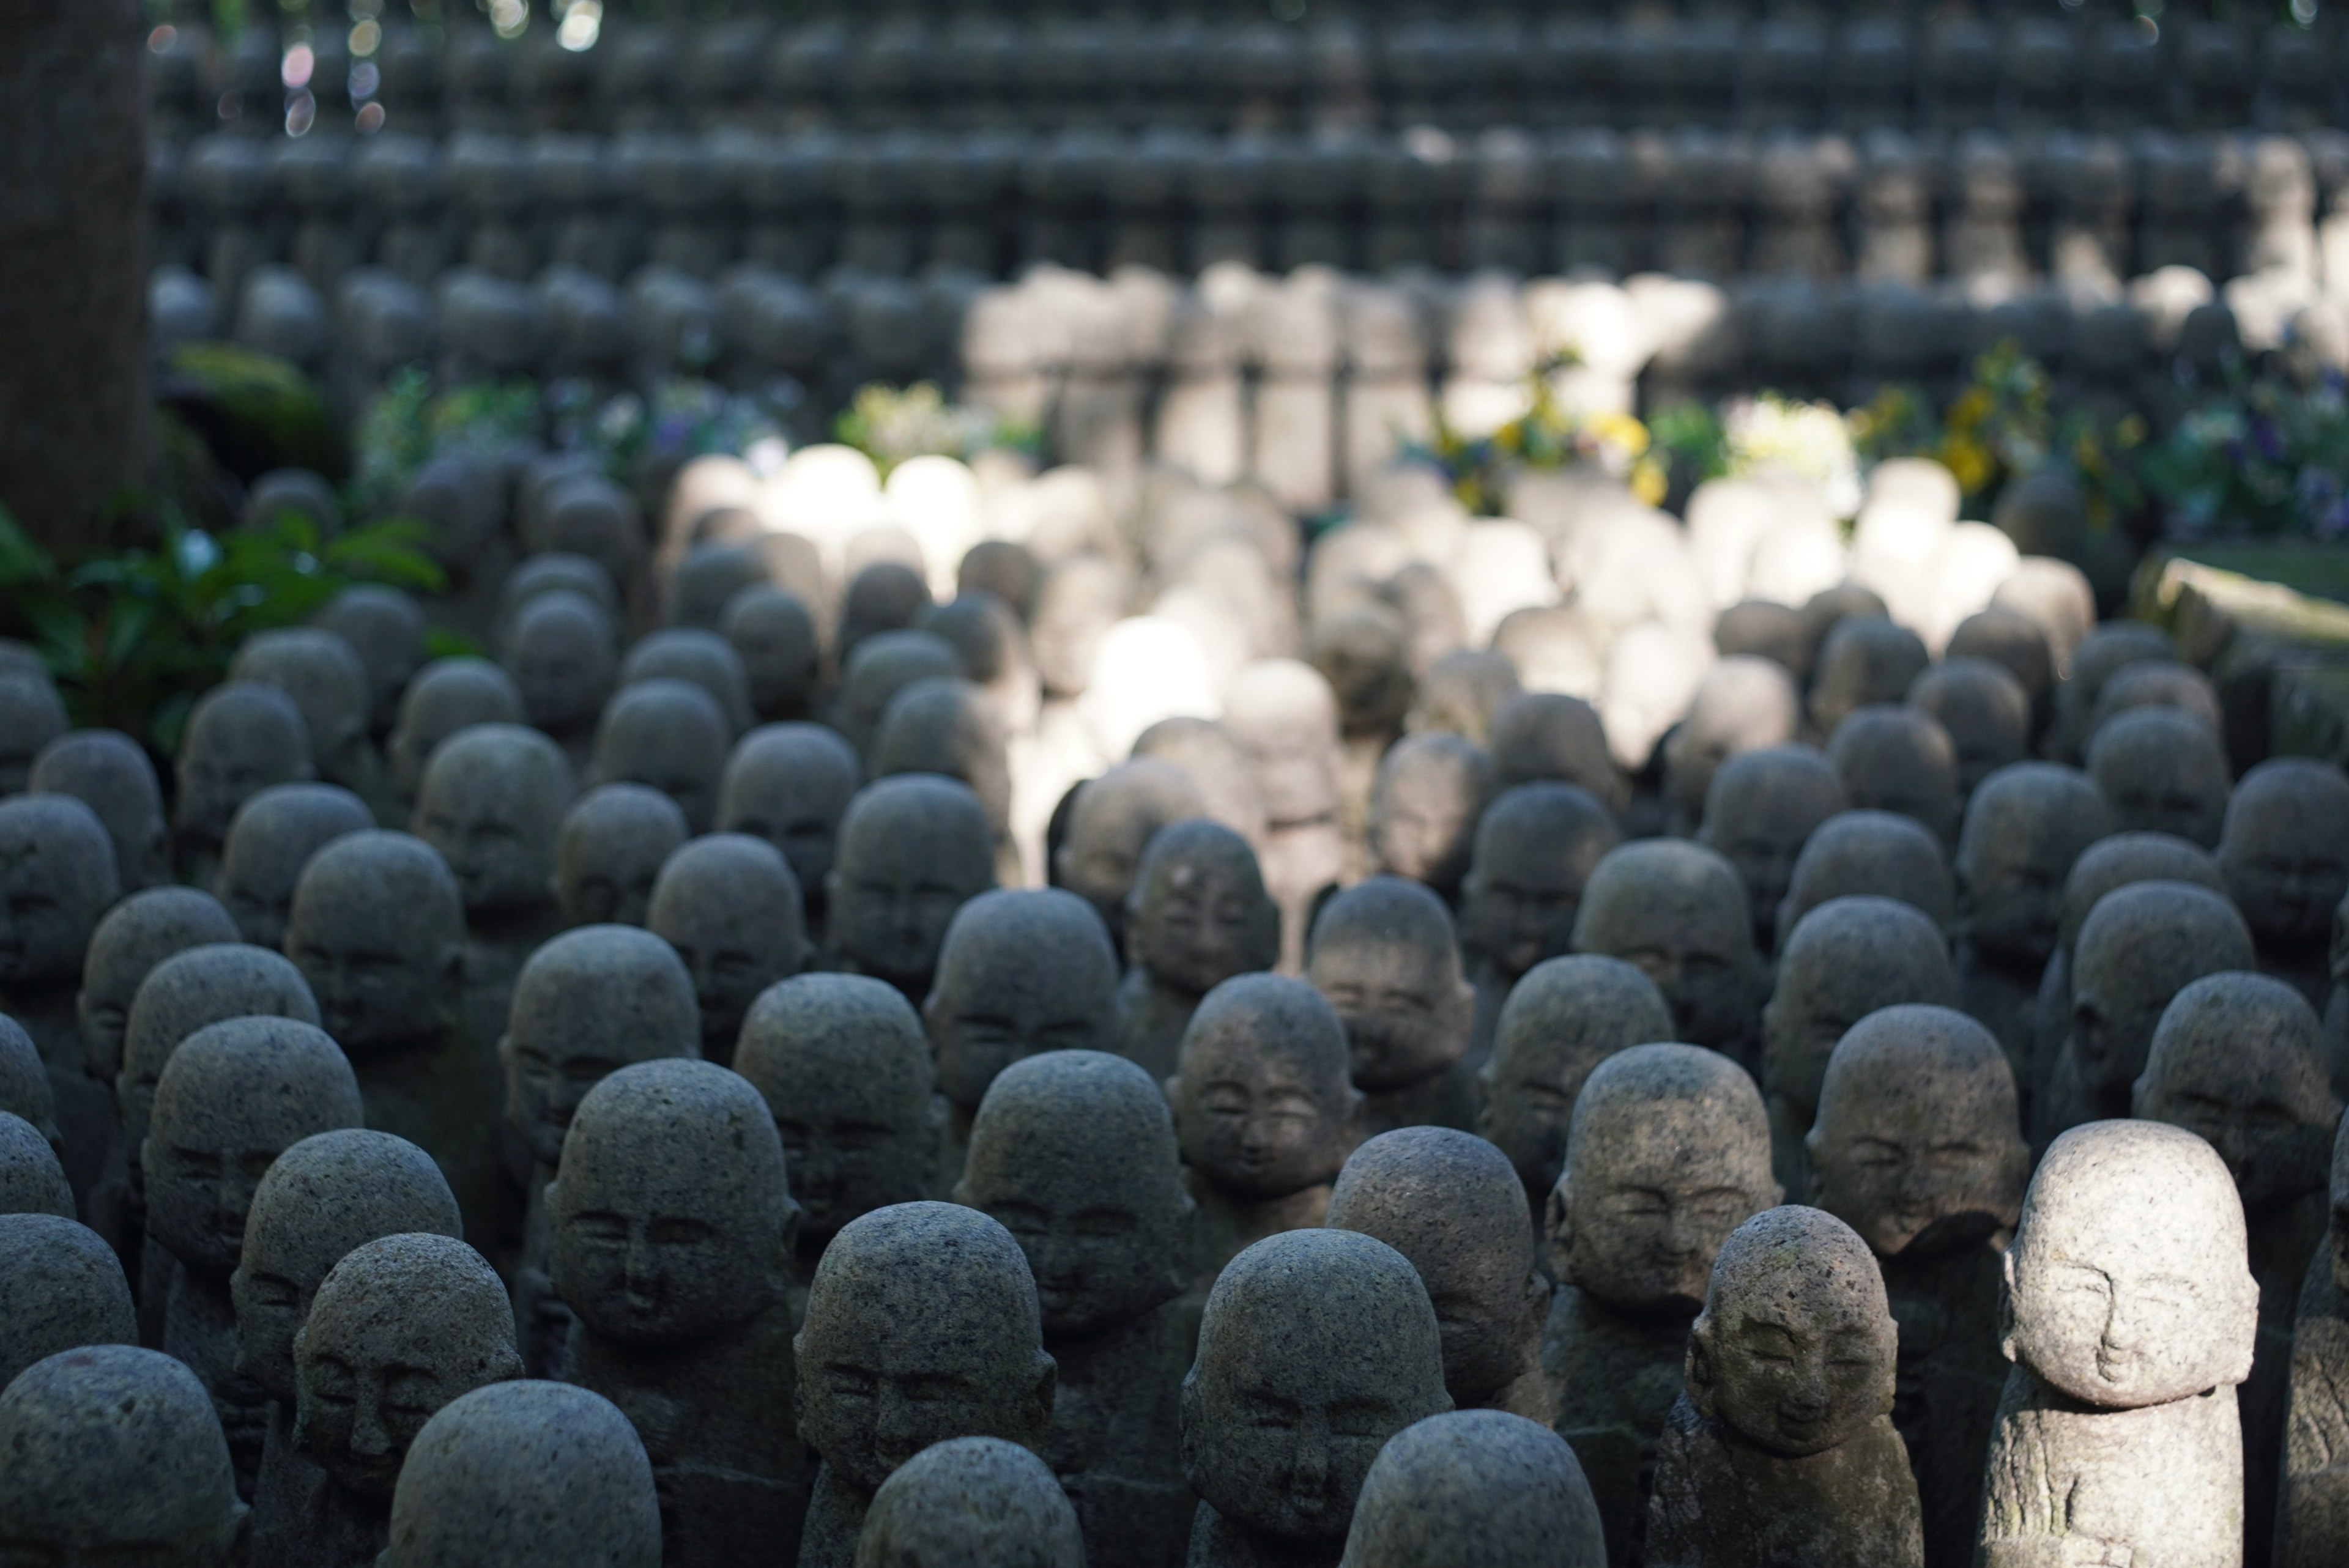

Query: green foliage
[1410,382,1667,516]
[0,503,443,756]
[2138,370,2349,541]
[833,382,1037,479]
[352,368,544,517]
[159,342,343,484]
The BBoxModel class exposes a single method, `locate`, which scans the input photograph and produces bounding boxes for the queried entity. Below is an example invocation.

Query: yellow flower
[1630,456,1668,507]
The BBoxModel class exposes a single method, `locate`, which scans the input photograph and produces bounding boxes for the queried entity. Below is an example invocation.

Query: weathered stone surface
[1113,819,1280,1084]
[1475,955,1672,1208]
[1182,1227,1453,1566]
[551,1058,811,1567]
[1979,1120,2259,1567]
[1647,1206,1922,1568]
[214,783,373,950]
[955,1050,1194,1568]
[2278,1111,2349,1567]
[1806,1005,2029,1568]
[2219,758,2349,1003]
[1329,1126,1551,1421]
[1778,808,1954,942]
[287,1232,522,1567]
[719,722,864,934]
[553,783,689,930]
[1336,1408,1606,1568]
[1572,841,1765,1067]
[1459,783,1622,1064]
[31,727,172,892]
[175,682,313,877]
[1696,744,1848,953]
[0,1344,247,1565]
[826,774,998,1000]
[1308,876,1477,1135]
[647,833,809,1062]
[853,1436,1085,1568]
[0,1212,135,1389]
[379,1379,661,1568]
[0,1107,72,1218]
[1542,1043,1781,1566]
[793,1201,1056,1568]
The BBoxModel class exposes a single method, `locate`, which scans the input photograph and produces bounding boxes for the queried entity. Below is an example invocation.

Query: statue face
[1371,760,1485,894]
[2222,804,2349,953]
[927,966,1107,1112]
[415,764,552,915]
[1307,934,1470,1094]
[1697,1268,1894,1458]
[503,1030,631,1170]
[765,1067,936,1241]
[2070,971,2176,1103]
[555,821,672,930]
[0,845,98,989]
[795,1289,1048,1496]
[1186,1328,1421,1544]
[651,895,800,1057]
[1702,788,1831,949]
[2134,1042,2337,1215]
[1171,1030,1356,1202]
[286,892,453,1054]
[960,1153,1180,1339]
[146,1130,284,1282]
[507,605,613,735]
[595,707,725,836]
[230,1221,316,1407]
[1962,832,2069,966]
[1586,898,1756,1054]
[174,702,306,846]
[1458,834,1601,985]
[549,1141,786,1346]
[1476,1041,1622,1207]
[1554,1111,1774,1317]
[1129,852,1276,998]
[295,1307,485,1500]
[2005,1221,2254,1410]
[722,753,856,903]
[1808,1076,2027,1259]
[831,829,985,996]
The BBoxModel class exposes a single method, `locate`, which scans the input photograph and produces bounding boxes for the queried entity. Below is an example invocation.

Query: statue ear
[1545,1179,1575,1279]
[1997,1245,2021,1364]
[1685,1322,1720,1421]
[776,1191,803,1272]
[1026,1351,1058,1449]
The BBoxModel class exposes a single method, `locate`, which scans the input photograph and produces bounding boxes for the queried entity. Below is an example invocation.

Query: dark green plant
[0,503,443,756]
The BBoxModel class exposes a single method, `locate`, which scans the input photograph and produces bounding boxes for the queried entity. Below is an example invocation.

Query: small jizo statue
[1953,763,2113,1079]
[1368,731,1498,908]
[925,889,1120,1189]
[0,1345,248,1567]
[1542,1043,1783,1566]
[1113,818,1282,1084]
[1306,876,1477,1136]
[0,1211,137,1391]
[1978,1120,2260,1568]
[793,1201,1057,1568]
[1696,745,1848,956]
[954,1050,1196,1568]
[145,1016,364,1497]
[550,1059,812,1566]
[1165,974,1362,1314]
[2219,758,2349,1004]
[213,783,373,950]
[854,1437,1085,1568]
[551,783,688,930]
[1336,1409,1608,1568]
[1646,1205,1924,1568]
[2134,972,2342,1568]
[1457,783,1622,1066]
[410,722,575,1055]
[1181,1227,1455,1568]
[1805,1005,2031,1568]
[0,793,120,1073]
[174,681,313,883]
[1327,1127,1553,1423]
[31,727,173,893]
[1570,841,1767,1068]
[646,833,810,1063]
[1475,955,1674,1209]
[1759,896,1956,1197]
[232,1129,461,1568]
[285,830,502,1241]
[286,1233,524,1567]
[74,887,239,1090]
[825,774,999,1002]
[380,1382,660,1568]
[718,722,863,936]
[2278,1111,2349,1566]
[732,974,943,1290]
[588,678,732,835]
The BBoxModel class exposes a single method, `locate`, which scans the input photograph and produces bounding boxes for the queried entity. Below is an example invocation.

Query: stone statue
[2278,1110,2349,1566]
[1806,1005,2030,1568]
[1696,745,1847,955]
[551,1059,812,1566]
[793,1202,1056,1568]
[1475,955,1673,1208]
[1307,876,1477,1135]
[174,681,313,883]
[2219,759,2349,1004]
[1572,842,1766,1069]
[0,1344,247,1564]
[825,774,998,1001]
[647,833,809,1063]
[719,722,864,937]
[552,783,688,930]
[1458,784,1622,1066]
[1647,1205,1923,1567]
[213,783,372,949]
[956,1050,1195,1568]
[285,1232,522,1566]
[1336,1409,1607,1568]
[1368,732,1497,908]
[1328,1126,1552,1421]
[589,678,732,835]
[0,1212,136,1389]
[1113,819,1281,1084]
[1541,1043,1782,1565]
[1978,1120,2259,1567]
[853,1436,1085,1568]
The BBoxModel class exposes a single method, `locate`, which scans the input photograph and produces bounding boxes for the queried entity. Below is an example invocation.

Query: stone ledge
[2132,545,2349,771]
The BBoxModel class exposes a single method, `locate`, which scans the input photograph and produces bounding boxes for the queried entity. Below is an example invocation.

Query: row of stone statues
[154,124,2349,300]
[150,12,2349,146]
[3,430,2348,1564]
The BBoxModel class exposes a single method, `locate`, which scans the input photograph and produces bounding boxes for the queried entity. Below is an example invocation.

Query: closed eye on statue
[648,1216,715,1246]
[568,1211,630,1244]
[1327,1398,1397,1438]
[899,1372,978,1405]
[1072,1207,1140,1238]
[1737,1322,1800,1361]
[1514,1081,1572,1110]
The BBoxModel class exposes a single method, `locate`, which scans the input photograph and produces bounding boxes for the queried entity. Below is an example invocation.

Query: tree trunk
[0,0,154,555]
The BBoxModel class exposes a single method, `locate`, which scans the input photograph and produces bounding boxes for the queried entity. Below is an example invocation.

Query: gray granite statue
[1805,1005,2030,1568]
[853,1435,1085,1568]
[553,783,689,930]
[647,833,809,1063]
[1336,1408,1606,1568]
[793,1201,1057,1568]
[1475,955,1673,1208]
[551,1058,812,1566]
[175,681,313,882]
[2277,1110,2349,1566]
[1541,1043,1782,1566]
[2219,758,2349,1004]
[1572,841,1766,1069]
[719,722,864,934]
[955,1049,1195,1568]
[0,1211,136,1391]
[1181,1226,1453,1567]
[214,783,372,950]
[825,774,998,1001]
[1306,876,1477,1136]
[1113,819,1281,1084]
[30,727,172,892]
[1458,783,1622,1066]
[1696,744,1848,955]
[1647,1205,1923,1567]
